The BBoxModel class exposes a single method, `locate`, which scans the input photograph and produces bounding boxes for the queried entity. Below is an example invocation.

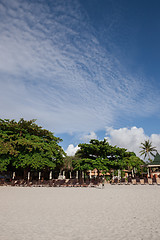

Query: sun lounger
[80,178,90,187]
[81,182,89,187]
[152,176,156,185]
[14,180,21,186]
[57,179,66,187]
[119,178,126,185]
[111,178,118,185]
[140,179,145,185]
[65,179,73,187]
[148,178,153,185]
[20,180,27,186]
[126,177,132,185]
[53,180,60,187]
[144,177,148,184]
[84,179,90,187]
[0,179,5,186]
[31,180,38,187]
[156,178,160,185]
[132,179,136,185]
[41,180,50,187]
[136,178,140,184]
[48,179,55,187]
[90,178,100,187]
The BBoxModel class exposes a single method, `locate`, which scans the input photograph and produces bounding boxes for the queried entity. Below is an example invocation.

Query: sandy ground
[0,185,160,240]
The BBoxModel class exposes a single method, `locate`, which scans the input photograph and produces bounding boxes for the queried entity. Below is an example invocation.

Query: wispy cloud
[0,0,159,134]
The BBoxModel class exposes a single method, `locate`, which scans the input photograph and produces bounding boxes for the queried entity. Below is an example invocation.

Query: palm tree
[140,140,157,162]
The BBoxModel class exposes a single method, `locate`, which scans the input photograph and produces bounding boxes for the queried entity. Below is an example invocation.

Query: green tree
[122,153,144,175]
[140,140,157,162]
[0,119,65,174]
[75,139,142,174]
[76,139,115,160]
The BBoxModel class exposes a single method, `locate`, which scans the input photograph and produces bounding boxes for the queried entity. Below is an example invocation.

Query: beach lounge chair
[48,179,55,187]
[41,180,50,187]
[136,177,140,184]
[132,179,136,185]
[90,178,99,187]
[156,178,160,185]
[14,180,21,186]
[60,180,67,187]
[144,177,148,184]
[79,178,84,187]
[20,180,27,187]
[73,179,81,187]
[148,178,153,185]
[126,177,132,185]
[81,181,89,187]
[53,180,59,187]
[84,179,90,187]
[119,178,126,185]
[0,179,5,186]
[65,179,73,187]
[54,179,65,187]
[152,176,156,185]
[31,180,38,187]
[140,178,145,185]
[111,178,118,185]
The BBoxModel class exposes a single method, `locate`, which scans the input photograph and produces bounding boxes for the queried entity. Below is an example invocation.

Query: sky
[0,0,160,159]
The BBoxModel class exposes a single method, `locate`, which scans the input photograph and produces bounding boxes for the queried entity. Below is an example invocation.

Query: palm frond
[139,140,157,161]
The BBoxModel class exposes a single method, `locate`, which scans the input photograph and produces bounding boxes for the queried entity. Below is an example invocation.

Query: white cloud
[0,0,160,135]
[106,127,160,159]
[81,131,97,142]
[150,134,160,153]
[65,144,80,156]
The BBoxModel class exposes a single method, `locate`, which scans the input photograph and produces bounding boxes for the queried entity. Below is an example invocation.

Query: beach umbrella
[39,172,41,180]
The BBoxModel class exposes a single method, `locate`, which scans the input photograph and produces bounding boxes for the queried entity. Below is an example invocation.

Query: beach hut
[147,153,160,178]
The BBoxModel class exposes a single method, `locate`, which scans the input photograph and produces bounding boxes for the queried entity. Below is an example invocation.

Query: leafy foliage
[0,119,65,172]
[73,139,143,173]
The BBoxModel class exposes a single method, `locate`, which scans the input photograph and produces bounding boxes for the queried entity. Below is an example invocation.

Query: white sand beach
[0,185,160,240]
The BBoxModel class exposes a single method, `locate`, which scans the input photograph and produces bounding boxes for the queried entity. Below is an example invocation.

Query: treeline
[0,119,144,178]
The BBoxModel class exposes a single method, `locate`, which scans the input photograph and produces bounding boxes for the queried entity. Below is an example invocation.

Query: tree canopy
[72,139,144,174]
[0,119,65,172]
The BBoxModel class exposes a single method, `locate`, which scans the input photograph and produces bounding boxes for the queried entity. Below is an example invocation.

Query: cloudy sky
[0,0,160,158]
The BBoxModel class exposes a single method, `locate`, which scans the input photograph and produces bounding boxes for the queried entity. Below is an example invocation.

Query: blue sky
[0,0,160,157]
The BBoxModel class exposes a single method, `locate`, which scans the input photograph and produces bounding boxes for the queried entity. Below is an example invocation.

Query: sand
[0,185,160,240]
